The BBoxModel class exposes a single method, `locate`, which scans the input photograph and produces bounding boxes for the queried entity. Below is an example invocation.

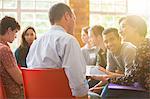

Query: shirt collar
[51,25,66,32]
[0,40,9,47]
[111,44,122,56]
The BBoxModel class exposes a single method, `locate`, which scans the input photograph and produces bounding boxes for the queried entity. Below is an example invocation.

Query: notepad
[86,65,107,76]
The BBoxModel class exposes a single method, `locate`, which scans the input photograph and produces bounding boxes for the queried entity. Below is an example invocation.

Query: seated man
[26,3,89,98]
[90,28,136,93]
[104,28,136,75]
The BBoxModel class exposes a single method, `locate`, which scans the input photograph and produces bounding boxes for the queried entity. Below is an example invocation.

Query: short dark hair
[102,28,120,38]
[49,3,72,25]
[126,15,147,37]
[82,26,90,35]
[0,16,20,35]
[90,25,104,36]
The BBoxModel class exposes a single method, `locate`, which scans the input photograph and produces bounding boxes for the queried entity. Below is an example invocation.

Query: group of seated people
[0,3,150,99]
[80,15,150,98]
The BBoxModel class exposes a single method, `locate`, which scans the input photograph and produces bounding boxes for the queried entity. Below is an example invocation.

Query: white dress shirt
[26,25,89,97]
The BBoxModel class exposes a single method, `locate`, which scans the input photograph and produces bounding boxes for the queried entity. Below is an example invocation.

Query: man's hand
[98,66,112,75]
[98,66,107,73]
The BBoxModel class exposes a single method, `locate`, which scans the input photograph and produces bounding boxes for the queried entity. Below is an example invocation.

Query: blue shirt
[26,25,89,97]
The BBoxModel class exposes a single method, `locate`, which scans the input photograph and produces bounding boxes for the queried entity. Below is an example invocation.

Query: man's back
[26,25,89,97]
[27,26,74,68]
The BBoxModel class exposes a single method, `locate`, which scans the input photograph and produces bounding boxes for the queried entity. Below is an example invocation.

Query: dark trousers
[88,79,100,88]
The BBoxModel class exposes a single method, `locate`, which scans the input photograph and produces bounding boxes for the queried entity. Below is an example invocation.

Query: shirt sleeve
[106,51,117,72]
[81,48,89,65]
[61,38,89,97]
[122,45,136,75]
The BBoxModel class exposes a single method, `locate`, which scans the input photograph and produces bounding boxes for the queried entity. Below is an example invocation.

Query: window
[90,0,150,37]
[127,0,150,37]
[90,0,127,14]
[90,0,127,29]
[0,0,67,51]
[90,14,124,28]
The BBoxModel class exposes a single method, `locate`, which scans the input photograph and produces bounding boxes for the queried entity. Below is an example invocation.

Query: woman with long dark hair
[15,26,36,67]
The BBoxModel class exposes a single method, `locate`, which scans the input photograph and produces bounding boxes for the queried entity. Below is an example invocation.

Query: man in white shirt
[26,3,89,98]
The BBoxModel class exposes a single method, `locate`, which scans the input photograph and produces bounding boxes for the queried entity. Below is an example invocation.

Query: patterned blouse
[0,41,23,99]
[110,38,150,92]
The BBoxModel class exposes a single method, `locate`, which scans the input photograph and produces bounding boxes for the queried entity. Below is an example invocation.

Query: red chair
[21,67,74,99]
[0,78,6,99]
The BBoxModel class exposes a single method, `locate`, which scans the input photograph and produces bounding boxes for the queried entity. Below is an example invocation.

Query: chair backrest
[0,78,6,99]
[21,67,74,98]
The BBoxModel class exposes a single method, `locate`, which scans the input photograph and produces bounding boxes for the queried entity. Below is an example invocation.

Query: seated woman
[88,25,107,67]
[0,16,24,99]
[15,26,36,67]
[81,26,90,49]
[81,25,107,67]
[81,26,98,66]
